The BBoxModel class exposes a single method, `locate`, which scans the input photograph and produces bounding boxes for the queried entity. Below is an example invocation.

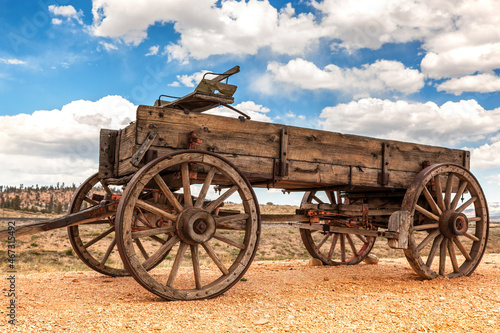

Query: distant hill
[0,183,119,214]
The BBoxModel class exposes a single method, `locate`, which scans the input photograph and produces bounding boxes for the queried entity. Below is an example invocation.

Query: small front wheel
[299,190,376,265]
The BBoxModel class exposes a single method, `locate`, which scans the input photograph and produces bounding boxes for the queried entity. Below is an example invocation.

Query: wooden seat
[155,66,240,113]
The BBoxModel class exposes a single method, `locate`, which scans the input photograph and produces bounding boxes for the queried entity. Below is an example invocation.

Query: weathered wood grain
[107,105,468,191]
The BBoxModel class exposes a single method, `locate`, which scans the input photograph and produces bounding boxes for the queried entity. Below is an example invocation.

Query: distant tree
[12,195,21,210]
[55,202,63,214]
[48,195,54,212]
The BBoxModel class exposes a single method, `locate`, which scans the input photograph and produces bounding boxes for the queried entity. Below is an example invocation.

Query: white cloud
[422,44,500,79]
[437,73,500,95]
[266,58,424,95]
[205,101,272,122]
[49,5,79,17]
[49,5,83,24]
[52,18,63,25]
[173,70,209,88]
[0,58,26,65]
[90,0,323,59]
[469,142,500,170]
[319,98,500,147]
[145,45,159,56]
[100,41,118,51]
[312,0,453,51]
[0,96,136,186]
[88,1,500,94]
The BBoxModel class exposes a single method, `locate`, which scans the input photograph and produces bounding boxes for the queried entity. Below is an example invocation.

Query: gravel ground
[2,254,500,333]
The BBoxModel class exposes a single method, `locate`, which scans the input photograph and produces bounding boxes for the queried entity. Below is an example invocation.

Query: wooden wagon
[2,67,489,301]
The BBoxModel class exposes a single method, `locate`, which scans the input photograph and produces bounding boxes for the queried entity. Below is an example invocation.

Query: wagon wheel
[115,151,260,301]
[299,190,376,265]
[403,163,489,279]
[67,174,172,276]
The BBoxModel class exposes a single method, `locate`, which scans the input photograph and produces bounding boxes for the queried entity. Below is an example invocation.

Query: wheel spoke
[423,186,442,215]
[134,238,149,260]
[149,235,167,245]
[456,196,477,214]
[84,196,99,206]
[413,223,439,231]
[434,175,445,211]
[154,174,183,213]
[415,204,440,221]
[195,167,216,208]
[212,232,245,249]
[340,234,346,262]
[181,163,193,207]
[133,210,152,228]
[450,181,468,211]
[447,240,460,273]
[100,181,113,196]
[426,234,443,267]
[132,226,176,239]
[317,233,331,250]
[416,229,440,253]
[355,234,368,244]
[135,200,177,221]
[101,236,116,265]
[214,214,249,230]
[204,185,239,213]
[166,241,188,287]
[84,226,115,249]
[444,174,454,210]
[464,232,480,242]
[191,245,202,289]
[201,242,229,275]
[439,237,448,275]
[143,235,179,268]
[453,236,472,261]
[346,234,358,256]
[327,233,339,260]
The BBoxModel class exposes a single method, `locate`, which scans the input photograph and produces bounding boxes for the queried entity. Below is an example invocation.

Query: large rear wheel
[115,151,260,300]
[403,164,489,278]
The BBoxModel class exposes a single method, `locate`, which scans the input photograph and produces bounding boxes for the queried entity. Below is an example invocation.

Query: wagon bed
[100,105,469,191]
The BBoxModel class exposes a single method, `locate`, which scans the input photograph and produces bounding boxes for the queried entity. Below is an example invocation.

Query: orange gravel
[2,254,500,333]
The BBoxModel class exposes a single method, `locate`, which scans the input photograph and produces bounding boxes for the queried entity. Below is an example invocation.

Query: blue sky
[2,0,500,208]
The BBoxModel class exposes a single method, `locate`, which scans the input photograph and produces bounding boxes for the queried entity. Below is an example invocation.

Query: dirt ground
[2,254,500,333]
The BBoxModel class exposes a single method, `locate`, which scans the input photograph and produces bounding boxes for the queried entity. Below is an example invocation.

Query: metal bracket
[131,132,158,167]
[188,131,202,149]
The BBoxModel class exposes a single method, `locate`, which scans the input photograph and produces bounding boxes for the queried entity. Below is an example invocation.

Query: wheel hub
[176,207,216,245]
[439,210,469,238]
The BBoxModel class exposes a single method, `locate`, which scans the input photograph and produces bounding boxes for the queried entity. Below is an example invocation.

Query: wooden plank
[117,147,422,190]
[117,122,137,166]
[99,129,118,178]
[387,210,411,249]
